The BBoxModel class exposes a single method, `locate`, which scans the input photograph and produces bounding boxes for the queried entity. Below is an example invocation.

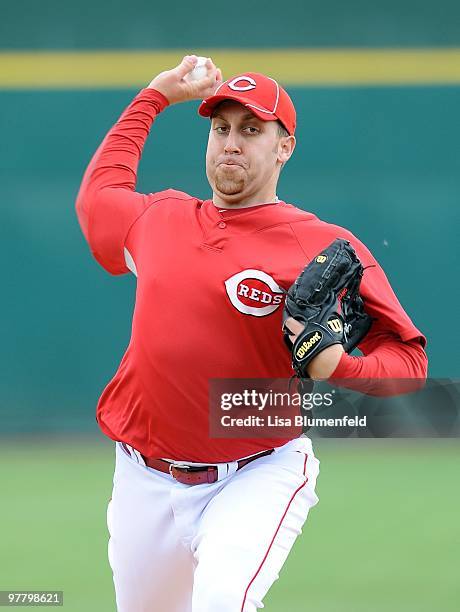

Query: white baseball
[186,56,208,81]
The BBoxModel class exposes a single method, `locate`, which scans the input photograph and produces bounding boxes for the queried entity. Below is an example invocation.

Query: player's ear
[277,135,296,165]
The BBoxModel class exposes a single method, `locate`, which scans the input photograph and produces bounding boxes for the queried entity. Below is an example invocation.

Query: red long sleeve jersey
[76,88,427,462]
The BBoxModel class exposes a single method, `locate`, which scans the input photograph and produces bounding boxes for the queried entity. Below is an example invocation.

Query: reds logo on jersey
[225,269,284,317]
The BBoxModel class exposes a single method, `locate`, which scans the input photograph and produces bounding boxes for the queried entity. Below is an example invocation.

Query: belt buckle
[169,462,190,476]
[168,462,219,485]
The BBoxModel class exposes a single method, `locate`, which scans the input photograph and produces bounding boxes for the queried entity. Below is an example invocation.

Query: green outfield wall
[1,0,460,48]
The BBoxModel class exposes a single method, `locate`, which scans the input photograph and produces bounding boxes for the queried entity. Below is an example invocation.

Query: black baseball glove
[282,238,373,378]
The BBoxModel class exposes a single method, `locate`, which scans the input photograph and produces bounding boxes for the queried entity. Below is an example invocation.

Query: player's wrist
[146,83,172,101]
[140,87,171,110]
[306,344,344,380]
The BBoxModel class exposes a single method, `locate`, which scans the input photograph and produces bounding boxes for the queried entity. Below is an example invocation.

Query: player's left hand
[282,238,373,380]
[147,55,223,105]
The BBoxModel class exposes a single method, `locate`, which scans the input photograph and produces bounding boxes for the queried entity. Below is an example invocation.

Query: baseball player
[75,55,427,611]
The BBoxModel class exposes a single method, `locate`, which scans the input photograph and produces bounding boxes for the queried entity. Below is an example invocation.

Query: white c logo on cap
[228,76,257,92]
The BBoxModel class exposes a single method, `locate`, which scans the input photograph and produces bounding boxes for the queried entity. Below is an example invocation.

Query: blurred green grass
[0,439,458,611]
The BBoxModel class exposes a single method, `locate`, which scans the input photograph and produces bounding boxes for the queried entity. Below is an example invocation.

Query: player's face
[206,101,294,206]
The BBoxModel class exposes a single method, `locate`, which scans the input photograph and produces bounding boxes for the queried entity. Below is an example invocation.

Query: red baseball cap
[198,72,296,136]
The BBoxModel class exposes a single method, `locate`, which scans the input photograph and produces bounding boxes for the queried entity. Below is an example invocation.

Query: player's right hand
[147,55,223,105]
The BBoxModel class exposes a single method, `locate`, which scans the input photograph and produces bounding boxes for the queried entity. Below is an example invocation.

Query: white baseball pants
[107,437,320,612]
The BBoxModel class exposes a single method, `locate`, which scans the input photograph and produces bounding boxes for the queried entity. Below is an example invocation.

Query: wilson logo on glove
[327,318,343,333]
[295,331,323,360]
[225,269,284,317]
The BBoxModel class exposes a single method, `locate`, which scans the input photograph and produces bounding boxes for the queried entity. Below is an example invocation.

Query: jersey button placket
[218,221,226,229]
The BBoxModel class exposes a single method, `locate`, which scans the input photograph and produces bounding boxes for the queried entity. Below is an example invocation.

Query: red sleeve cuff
[137,87,170,111]
[329,352,362,379]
